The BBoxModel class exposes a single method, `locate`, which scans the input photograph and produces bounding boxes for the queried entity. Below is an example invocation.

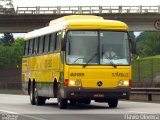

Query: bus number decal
[70,73,85,77]
[112,72,128,77]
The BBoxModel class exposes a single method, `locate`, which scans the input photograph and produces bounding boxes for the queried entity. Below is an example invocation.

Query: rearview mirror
[61,31,66,51]
[61,38,66,51]
[130,38,136,54]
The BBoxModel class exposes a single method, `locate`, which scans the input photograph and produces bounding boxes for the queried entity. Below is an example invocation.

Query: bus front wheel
[84,100,91,104]
[70,100,76,105]
[57,90,68,109]
[108,99,118,108]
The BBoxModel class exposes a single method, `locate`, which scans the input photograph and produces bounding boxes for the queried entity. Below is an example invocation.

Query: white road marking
[0,110,18,114]
[0,109,48,120]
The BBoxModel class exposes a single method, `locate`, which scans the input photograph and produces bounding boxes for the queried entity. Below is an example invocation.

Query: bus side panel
[31,53,61,97]
[22,57,31,95]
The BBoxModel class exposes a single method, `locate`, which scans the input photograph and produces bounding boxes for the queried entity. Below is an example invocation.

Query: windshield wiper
[104,56,117,68]
[101,44,116,68]
[83,53,98,67]
[72,57,84,64]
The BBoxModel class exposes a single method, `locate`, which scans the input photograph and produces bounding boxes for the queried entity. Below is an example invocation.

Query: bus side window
[48,34,52,52]
[39,36,44,54]
[34,37,38,54]
[27,40,30,55]
[32,39,35,54]
[55,32,61,52]
[25,41,29,56]
[29,39,33,55]
[37,37,40,54]
[23,41,26,56]
[42,36,45,53]
[50,33,56,52]
[44,34,50,53]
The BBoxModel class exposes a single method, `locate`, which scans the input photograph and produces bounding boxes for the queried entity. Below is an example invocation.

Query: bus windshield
[66,30,130,66]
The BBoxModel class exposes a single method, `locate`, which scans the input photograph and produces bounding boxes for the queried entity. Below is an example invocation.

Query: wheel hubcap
[30,89,32,100]
[34,88,37,103]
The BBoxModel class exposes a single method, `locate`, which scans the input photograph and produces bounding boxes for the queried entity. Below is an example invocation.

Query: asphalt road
[0,94,160,120]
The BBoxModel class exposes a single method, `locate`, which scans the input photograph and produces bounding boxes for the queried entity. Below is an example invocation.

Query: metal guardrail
[0,82,21,90]
[16,6,160,15]
[131,88,160,101]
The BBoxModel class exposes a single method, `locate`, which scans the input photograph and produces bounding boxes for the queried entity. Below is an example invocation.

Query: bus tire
[57,90,67,109]
[108,99,118,108]
[84,100,91,104]
[54,80,58,98]
[30,82,35,105]
[34,84,46,106]
[70,100,76,105]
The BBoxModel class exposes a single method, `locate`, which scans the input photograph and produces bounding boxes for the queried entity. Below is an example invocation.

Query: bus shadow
[44,102,112,110]
[67,104,108,110]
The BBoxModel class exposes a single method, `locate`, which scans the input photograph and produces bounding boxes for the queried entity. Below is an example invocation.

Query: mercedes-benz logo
[97,81,103,87]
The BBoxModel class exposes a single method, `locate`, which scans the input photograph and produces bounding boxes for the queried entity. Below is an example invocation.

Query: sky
[0,33,25,38]
[12,0,160,7]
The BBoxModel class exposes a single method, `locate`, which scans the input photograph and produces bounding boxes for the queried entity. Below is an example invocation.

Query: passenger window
[24,41,29,56]
[37,37,40,54]
[32,39,35,54]
[48,34,52,52]
[55,32,61,51]
[34,38,38,54]
[39,36,44,54]
[50,33,55,52]
[29,39,33,55]
[27,40,30,55]
[42,36,45,53]
[23,41,26,56]
[44,35,50,53]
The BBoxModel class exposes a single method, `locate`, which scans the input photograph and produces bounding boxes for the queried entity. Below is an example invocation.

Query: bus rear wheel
[34,84,46,105]
[108,99,118,108]
[30,82,35,105]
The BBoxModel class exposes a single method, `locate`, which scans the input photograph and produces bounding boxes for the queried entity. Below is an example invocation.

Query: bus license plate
[93,94,104,98]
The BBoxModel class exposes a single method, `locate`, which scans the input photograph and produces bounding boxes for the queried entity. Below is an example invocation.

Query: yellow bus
[22,15,132,109]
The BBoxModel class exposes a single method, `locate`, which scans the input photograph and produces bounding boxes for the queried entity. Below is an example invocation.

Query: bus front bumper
[63,87,130,100]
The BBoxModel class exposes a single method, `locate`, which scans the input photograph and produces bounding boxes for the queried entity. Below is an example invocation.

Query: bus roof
[49,15,103,26]
[25,15,128,40]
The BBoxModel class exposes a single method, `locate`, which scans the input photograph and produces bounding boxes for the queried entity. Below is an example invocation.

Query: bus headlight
[118,80,123,86]
[75,79,81,86]
[69,80,75,85]
[118,80,129,86]
[123,81,129,86]
[69,80,81,86]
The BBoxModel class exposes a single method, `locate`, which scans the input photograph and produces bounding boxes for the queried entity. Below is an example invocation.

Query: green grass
[141,55,160,59]
[132,55,160,82]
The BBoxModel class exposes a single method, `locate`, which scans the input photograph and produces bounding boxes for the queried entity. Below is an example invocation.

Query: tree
[0,37,24,69]
[0,33,14,46]
[136,32,160,56]
[11,38,24,68]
